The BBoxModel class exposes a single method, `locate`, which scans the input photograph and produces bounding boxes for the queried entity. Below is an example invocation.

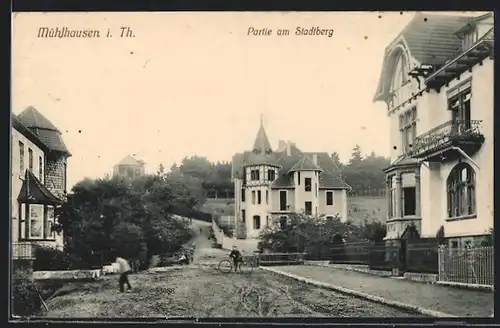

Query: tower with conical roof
[235,118,281,239]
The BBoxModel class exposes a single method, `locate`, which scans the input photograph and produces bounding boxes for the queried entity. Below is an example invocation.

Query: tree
[55,174,194,268]
[157,163,165,177]
[330,151,344,172]
[348,145,363,168]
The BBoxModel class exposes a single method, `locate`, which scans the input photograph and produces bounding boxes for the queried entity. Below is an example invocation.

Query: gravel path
[272,265,494,317]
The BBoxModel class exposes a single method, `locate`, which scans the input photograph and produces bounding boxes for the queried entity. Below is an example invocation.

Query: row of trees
[332,145,391,197]
[169,149,390,200]
[159,156,233,199]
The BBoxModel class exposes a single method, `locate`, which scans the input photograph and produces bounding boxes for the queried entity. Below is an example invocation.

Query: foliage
[55,174,194,268]
[33,246,86,271]
[360,220,386,242]
[258,213,365,256]
[339,145,390,196]
[11,268,41,317]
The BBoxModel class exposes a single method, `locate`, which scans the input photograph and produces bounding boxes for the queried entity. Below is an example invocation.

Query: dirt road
[40,220,425,318]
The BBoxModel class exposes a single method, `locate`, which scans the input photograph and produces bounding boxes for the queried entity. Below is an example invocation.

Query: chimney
[278,140,286,150]
[286,142,291,156]
[312,154,318,165]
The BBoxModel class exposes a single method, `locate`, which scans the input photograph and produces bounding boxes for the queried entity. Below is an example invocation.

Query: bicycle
[218,255,258,274]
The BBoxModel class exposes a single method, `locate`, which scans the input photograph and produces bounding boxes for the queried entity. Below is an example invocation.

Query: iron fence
[258,252,306,266]
[438,246,494,286]
[405,240,439,274]
[369,244,401,271]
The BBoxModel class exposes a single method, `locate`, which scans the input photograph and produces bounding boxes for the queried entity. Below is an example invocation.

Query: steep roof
[288,155,322,173]
[16,106,71,156]
[11,114,49,152]
[116,155,144,166]
[244,121,279,167]
[18,170,62,204]
[231,123,351,189]
[373,13,475,102]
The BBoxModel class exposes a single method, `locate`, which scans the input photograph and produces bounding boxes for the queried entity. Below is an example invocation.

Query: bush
[11,268,41,317]
[33,246,86,271]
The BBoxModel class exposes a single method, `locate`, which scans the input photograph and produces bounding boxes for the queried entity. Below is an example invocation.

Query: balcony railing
[12,242,36,260]
[409,120,484,159]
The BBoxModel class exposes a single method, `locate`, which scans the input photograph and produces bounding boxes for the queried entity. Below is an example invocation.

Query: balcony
[409,120,484,162]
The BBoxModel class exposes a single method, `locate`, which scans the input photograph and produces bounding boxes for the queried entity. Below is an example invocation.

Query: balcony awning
[17,170,62,204]
[425,29,494,90]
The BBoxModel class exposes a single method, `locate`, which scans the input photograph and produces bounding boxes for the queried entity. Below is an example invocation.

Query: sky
[11,11,482,190]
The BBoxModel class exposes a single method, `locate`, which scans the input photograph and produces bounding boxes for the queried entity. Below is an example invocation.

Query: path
[269,265,494,317]
[188,219,228,265]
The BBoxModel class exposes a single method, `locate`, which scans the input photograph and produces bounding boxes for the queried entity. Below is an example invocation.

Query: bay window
[19,203,57,240]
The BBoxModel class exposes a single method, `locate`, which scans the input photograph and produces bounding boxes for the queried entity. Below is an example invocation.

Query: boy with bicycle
[229,245,243,272]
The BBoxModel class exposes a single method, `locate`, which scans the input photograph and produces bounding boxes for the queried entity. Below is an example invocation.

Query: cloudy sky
[12,11,482,190]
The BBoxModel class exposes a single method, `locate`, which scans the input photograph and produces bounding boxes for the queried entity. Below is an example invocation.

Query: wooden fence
[438,246,494,286]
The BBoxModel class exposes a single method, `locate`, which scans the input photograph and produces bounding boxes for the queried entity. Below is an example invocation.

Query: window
[279,190,287,211]
[28,148,33,172]
[305,178,312,192]
[298,172,301,185]
[267,170,275,181]
[38,156,43,181]
[257,190,261,204]
[399,107,417,153]
[462,29,478,50]
[241,209,246,223]
[402,187,416,216]
[305,201,312,215]
[448,85,472,134]
[315,183,317,197]
[45,205,56,239]
[29,204,44,238]
[447,163,476,218]
[241,188,245,202]
[63,161,67,192]
[326,191,334,206]
[266,190,268,204]
[19,141,25,172]
[251,169,260,181]
[389,176,396,218]
[280,216,287,229]
[266,216,269,226]
[253,215,261,230]
[252,191,256,204]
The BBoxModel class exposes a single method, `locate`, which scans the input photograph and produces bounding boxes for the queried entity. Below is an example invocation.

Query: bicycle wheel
[239,260,254,274]
[218,260,232,274]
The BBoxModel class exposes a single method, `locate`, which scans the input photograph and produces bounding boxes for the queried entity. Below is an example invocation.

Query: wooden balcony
[408,120,484,162]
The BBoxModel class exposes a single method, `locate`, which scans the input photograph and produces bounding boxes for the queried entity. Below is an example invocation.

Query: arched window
[253,215,261,229]
[390,54,408,92]
[447,163,476,218]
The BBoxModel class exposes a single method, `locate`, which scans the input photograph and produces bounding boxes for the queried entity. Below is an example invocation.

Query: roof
[373,13,475,102]
[455,12,494,35]
[11,114,49,152]
[116,155,144,166]
[232,123,351,189]
[18,170,62,204]
[288,155,322,173]
[16,106,71,156]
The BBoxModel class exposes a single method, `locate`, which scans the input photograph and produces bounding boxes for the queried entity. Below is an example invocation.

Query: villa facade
[11,107,71,259]
[373,13,494,247]
[231,122,351,239]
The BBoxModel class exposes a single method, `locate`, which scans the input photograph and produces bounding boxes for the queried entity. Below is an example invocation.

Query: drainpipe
[450,146,480,171]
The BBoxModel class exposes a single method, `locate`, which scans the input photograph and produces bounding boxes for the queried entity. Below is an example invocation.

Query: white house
[373,12,494,247]
[231,120,351,239]
[11,107,71,259]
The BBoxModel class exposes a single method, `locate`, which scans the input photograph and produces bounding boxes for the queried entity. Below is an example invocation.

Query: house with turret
[11,106,71,260]
[373,12,494,247]
[231,120,351,239]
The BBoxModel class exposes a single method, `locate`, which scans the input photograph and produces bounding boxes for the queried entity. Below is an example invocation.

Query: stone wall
[45,153,67,198]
